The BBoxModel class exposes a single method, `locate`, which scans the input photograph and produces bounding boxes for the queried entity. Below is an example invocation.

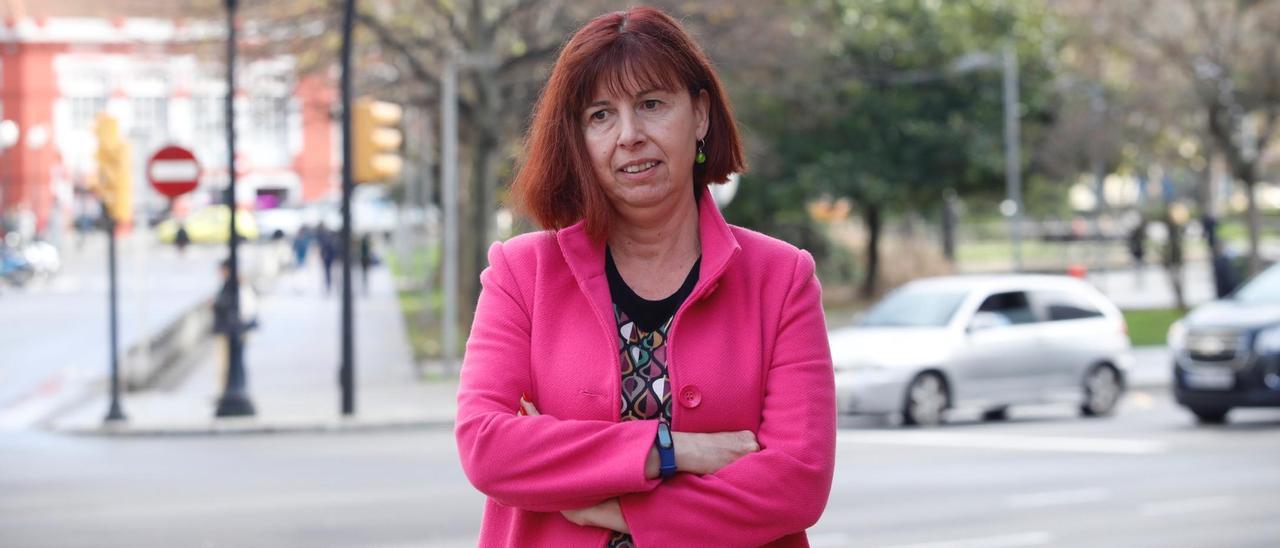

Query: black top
[605,247,701,333]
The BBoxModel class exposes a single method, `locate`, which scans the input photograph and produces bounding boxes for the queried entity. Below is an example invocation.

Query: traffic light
[94,113,133,224]
[352,97,403,183]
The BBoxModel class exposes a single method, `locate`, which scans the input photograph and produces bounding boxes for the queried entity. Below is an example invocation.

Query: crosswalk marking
[1005,487,1111,508]
[875,531,1053,548]
[1139,496,1235,517]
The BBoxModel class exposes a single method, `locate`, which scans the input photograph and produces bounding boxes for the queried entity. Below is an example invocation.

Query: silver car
[833,275,1132,426]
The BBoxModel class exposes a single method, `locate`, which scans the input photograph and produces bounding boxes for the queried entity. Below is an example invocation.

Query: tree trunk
[940,190,957,264]
[1245,179,1262,276]
[468,129,497,315]
[860,205,882,300]
[1162,208,1187,312]
[457,159,480,335]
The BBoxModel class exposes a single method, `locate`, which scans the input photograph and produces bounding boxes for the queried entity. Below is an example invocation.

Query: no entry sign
[147,145,201,198]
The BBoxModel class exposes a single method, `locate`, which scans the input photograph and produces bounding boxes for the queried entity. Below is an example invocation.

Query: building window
[193,96,226,167]
[131,97,169,145]
[69,97,108,132]
[248,95,289,165]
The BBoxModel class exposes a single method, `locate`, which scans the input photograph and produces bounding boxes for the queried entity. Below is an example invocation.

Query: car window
[1233,263,1280,304]
[860,287,969,328]
[975,291,1036,325]
[1033,290,1104,321]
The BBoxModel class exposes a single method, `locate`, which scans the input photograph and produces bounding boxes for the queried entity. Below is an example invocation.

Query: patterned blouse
[604,248,699,548]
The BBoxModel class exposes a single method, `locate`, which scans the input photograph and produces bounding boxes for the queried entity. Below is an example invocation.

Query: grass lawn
[1123,308,1184,347]
[388,245,445,363]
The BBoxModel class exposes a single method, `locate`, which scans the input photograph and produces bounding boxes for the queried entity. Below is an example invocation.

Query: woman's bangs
[585,39,684,105]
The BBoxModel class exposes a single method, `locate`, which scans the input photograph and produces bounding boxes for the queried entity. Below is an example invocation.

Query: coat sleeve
[454,241,662,512]
[617,251,836,546]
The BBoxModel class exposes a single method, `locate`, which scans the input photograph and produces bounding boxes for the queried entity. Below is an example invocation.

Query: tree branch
[421,0,467,46]
[350,4,438,91]
[491,0,544,34]
[497,42,561,75]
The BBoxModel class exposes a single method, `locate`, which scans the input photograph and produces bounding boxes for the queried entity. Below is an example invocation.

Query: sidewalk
[48,258,459,436]
[1085,261,1216,310]
[43,255,1174,436]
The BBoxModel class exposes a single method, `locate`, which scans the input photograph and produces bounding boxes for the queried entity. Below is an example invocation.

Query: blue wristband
[656,422,676,479]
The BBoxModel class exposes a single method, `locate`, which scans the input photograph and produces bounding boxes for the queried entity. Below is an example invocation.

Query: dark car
[1168,263,1280,424]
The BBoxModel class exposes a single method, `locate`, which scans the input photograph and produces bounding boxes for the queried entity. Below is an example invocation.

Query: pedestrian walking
[1128,218,1147,286]
[174,224,191,255]
[454,8,835,546]
[292,225,312,269]
[317,226,337,294]
[358,233,374,295]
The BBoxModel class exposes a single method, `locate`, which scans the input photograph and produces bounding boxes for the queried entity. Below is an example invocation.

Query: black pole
[216,0,254,417]
[339,0,356,416]
[104,214,126,423]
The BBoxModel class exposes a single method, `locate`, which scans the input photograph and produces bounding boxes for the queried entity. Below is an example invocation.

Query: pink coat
[456,190,836,547]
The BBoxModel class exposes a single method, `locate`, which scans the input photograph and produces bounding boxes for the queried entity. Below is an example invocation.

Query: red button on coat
[679,385,702,408]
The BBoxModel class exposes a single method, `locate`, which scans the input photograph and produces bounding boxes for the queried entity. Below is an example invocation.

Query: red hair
[510,6,745,242]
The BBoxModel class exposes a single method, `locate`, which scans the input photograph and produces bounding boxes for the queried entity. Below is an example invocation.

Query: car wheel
[1080,364,1122,417]
[982,407,1009,421]
[902,373,948,427]
[1189,406,1230,425]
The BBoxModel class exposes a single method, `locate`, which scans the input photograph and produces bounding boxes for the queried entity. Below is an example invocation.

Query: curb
[49,415,457,437]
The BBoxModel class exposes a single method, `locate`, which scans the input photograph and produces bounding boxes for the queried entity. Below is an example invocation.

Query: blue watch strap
[656,422,676,479]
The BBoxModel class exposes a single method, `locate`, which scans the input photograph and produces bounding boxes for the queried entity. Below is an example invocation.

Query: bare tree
[1080,0,1280,275]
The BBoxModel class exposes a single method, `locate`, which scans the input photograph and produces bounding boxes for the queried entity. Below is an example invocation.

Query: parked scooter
[0,235,60,288]
[0,242,34,287]
[22,240,61,280]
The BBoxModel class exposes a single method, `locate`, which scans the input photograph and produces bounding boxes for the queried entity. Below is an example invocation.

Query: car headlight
[1254,325,1280,355]
[1167,320,1186,351]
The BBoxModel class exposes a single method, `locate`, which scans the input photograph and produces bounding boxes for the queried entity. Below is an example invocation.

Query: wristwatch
[655,422,677,479]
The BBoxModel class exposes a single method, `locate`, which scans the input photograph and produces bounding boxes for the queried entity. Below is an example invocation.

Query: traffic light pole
[215,0,255,418]
[339,0,356,416]
[104,214,126,423]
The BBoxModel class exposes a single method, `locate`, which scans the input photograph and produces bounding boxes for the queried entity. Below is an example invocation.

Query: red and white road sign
[146,145,201,198]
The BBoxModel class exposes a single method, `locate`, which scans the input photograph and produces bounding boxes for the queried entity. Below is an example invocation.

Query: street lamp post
[440,52,496,372]
[339,0,357,415]
[949,45,1024,272]
[1001,43,1023,272]
[215,0,255,418]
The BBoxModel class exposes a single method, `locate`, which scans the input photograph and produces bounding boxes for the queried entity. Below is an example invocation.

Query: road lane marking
[1139,496,1235,517]
[1005,487,1111,508]
[1128,391,1155,409]
[0,368,94,431]
[876,531,1053,548]
[842,431,1168,455]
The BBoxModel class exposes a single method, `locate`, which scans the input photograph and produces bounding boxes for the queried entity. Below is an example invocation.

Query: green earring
[695,139,707,165]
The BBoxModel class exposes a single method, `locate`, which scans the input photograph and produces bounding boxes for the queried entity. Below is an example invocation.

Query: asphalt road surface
[0,235,220,405]
[1,387,1277,548]
[0,236,287,429]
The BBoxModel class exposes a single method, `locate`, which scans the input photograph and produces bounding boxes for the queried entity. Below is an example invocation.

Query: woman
[456,7,835,546]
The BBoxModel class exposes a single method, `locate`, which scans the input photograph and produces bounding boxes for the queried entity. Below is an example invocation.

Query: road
[1,387,1276,548]
[0,234,282,427]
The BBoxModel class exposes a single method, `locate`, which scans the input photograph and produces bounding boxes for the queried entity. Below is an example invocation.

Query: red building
[0,12,337,237]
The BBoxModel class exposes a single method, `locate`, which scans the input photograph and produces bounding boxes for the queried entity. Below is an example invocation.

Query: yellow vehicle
[155,205,259,244]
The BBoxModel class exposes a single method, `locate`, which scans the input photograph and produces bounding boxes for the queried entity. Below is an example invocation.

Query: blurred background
[1,1,1278,547]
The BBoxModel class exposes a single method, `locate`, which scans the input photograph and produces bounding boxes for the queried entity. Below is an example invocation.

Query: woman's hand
[518,394,538,416]
[644,430,760,478]
[520,394,759,478]
[561,498,629,533]
[673,430,760,475]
